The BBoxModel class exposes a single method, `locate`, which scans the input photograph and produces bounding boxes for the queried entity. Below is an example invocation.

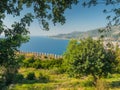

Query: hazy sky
[4,2,114,36]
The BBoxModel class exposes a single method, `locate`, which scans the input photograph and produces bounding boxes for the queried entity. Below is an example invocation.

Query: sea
[20,36,69,55]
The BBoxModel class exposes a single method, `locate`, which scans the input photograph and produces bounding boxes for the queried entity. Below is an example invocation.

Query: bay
[20,36,69,55]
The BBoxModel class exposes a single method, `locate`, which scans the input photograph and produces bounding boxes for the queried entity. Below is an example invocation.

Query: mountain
[51,26,120,41]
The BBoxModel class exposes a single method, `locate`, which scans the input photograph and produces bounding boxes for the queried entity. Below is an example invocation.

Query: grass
[8,68,120,90]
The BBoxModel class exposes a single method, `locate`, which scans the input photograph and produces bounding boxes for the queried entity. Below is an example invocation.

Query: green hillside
[51,25,120,41]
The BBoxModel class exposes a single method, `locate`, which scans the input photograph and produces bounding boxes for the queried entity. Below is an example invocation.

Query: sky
[4,2,115,36]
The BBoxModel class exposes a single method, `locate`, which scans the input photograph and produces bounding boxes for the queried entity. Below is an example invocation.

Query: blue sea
[20,36,69,55]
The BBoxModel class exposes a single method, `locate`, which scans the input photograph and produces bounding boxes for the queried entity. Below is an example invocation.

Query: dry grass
[8,68,120,90]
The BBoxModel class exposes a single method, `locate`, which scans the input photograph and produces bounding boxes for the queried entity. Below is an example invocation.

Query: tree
[64,38,117,84]
[0,0,78,87]
[0,0,120,87]
[115,44,120,73]
[82,0,120,28]
[0,13,34,86]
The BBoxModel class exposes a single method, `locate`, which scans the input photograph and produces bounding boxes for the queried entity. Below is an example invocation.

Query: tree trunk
[92,73,98,86]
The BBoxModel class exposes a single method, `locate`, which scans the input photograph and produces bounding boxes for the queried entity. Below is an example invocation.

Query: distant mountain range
[51,25,120,41]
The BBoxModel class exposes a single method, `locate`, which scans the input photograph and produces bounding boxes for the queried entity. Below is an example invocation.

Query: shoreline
[48,36,70,40]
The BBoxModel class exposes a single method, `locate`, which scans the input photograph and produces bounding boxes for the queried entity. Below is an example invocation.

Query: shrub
[0,77,5,89]
[38,73,49,83]
[17,55,25,66]
[41,59,63,69]
[106,73,113,79]
[14,74,24,83]
[49,59,63,68]
[21,58,63,69]
[5,72,16,86]
[22,57,35,68]
[115,46,120,74]
[33,59,42,69]
[26,72,36,80]
[51,67,66,74]
[80,80,93,87]
[0,66,18,87]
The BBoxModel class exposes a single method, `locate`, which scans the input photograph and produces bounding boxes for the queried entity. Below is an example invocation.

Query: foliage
[64,38,117,84]
[95,79,109,90]
[7,67,120,90]
[0,0,78,87]
[16,55,25,66]
[41,59,63,69]
[0,13,33,87]
[0,76,5,89]
[82,0,120,28]
[51,67,66,74]
[0,0,120,88]
[32,59,42,69]
[38,73,49,83]
[115,45,120,73]
[22,58,63,69]
[26,72,36,80]
[22,57,35,68]
[0,0,78,31]
[51,25,120,41]
[0,65,20,86]
[13,73,24,83]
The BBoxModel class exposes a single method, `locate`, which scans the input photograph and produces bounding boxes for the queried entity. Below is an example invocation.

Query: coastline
[20,36,69,55]
[48,36,70,40]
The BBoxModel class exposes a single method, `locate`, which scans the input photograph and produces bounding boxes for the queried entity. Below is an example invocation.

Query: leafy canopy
[0,0,78,86]
[64,38,117,82]
[0,0,120,86]
[82,0,120,28]
[0,0,119,71]
[0,0,79,66]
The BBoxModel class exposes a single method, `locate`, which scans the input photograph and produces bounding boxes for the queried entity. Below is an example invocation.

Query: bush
[22,57,35,68]
[33,59,42,69]
[115,46,120,74]
[38,73,49,83]
[17,55,25,66]
[21,58,63,69]
[0,66,18,87]
[14,74,24,83]
[80,80,93,87]
[26,72,36,80]
[5,72,16,86]
[22,58,40,68]
[51,67,66,74]
[0,77,5,89]
[106,73,113,79]
[41,59,63,69]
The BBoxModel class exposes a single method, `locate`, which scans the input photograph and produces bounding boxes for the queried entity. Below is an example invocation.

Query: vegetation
[1,36,120,89]
[1,0,120,89]
[0,38,118,90]
[64,38,117,85]
[82,0,120,27]
[0,0,78,88]
[26,72,36,80]
[115,44,120,73]
[51,25,120,40]
[21,57,63,69]
[7,68,120,90]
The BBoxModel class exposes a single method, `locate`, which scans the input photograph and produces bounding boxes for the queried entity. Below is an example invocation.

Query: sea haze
[20,36,69,55]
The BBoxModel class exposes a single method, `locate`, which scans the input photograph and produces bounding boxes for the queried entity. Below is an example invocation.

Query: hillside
[51,25,120,41]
